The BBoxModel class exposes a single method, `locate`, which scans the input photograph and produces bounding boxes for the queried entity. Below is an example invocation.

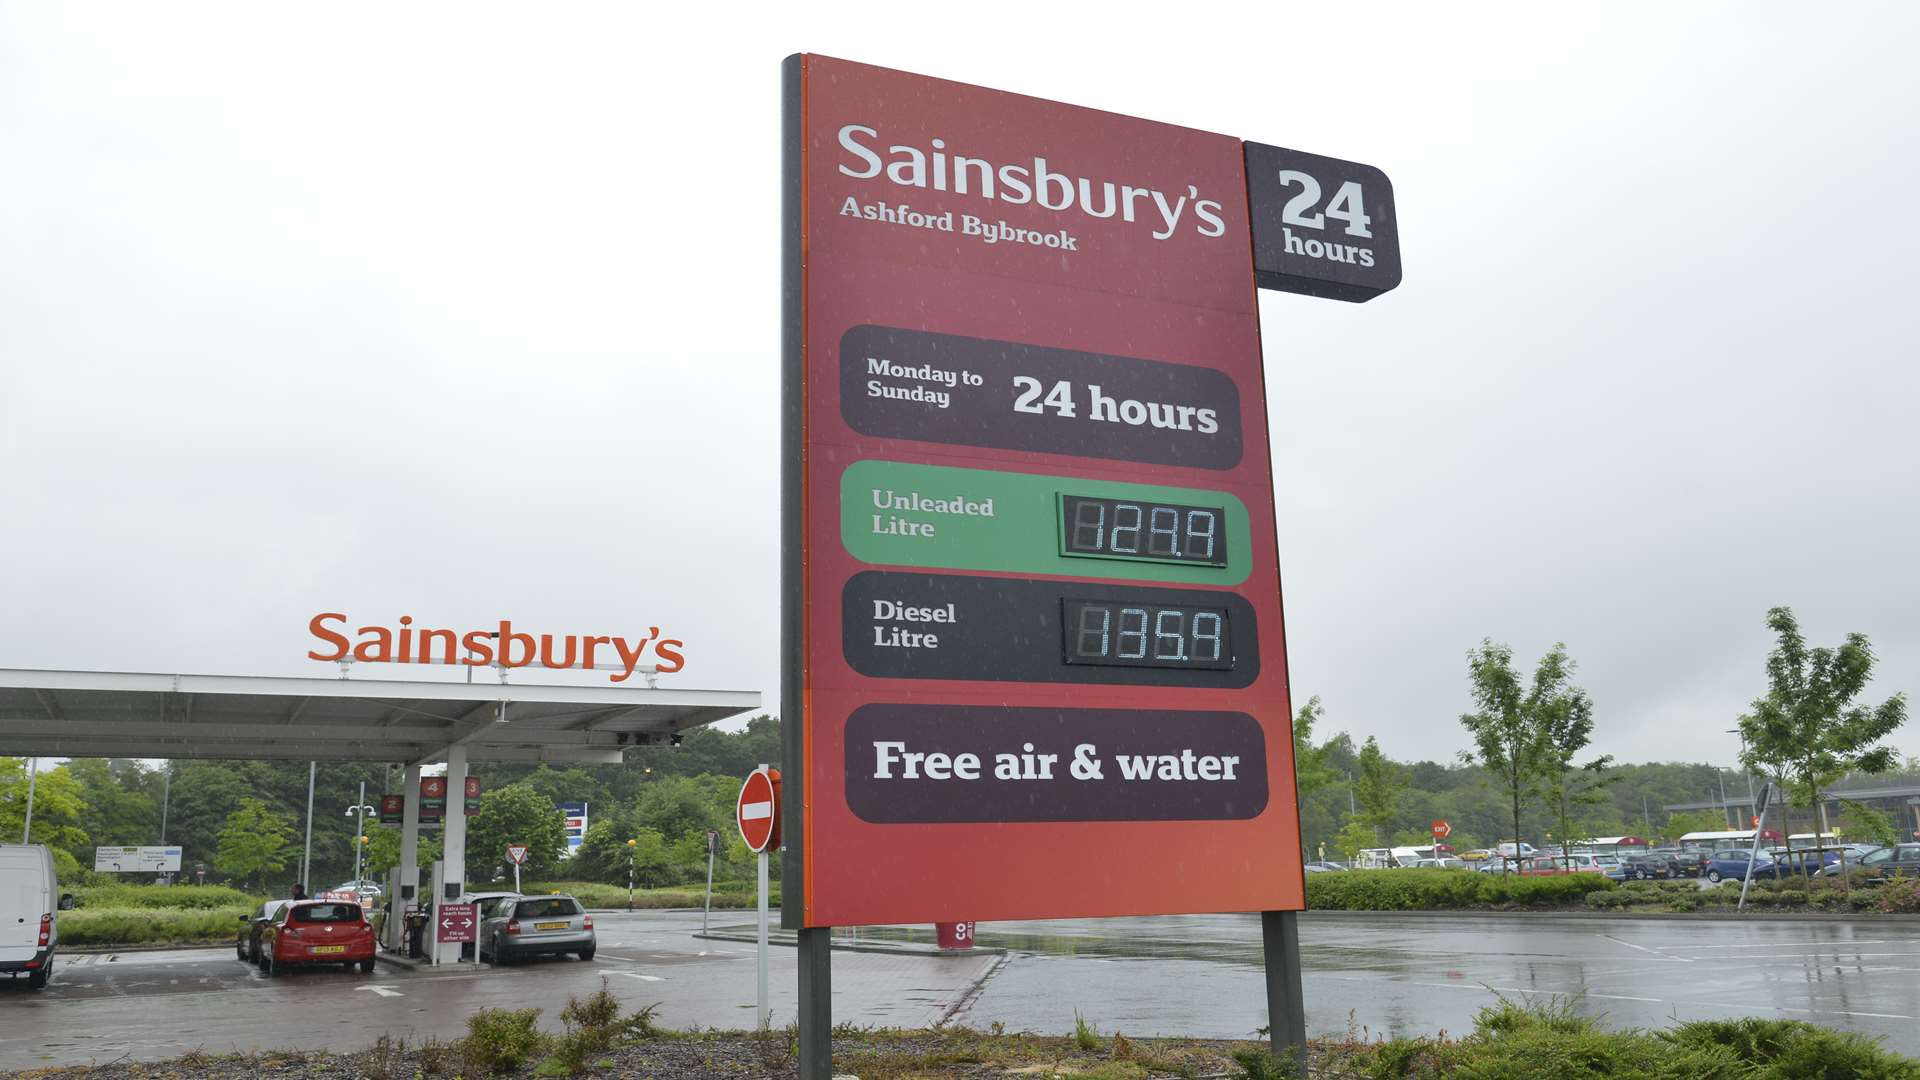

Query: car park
[0,844,69,990]
[478,895,595,965]
[258,900,376,976]
[1654,847,1707,878]
[234,899,288,965]
[1702,849,1829,882]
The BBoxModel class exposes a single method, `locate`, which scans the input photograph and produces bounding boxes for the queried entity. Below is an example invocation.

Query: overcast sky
[2,4,1914,775]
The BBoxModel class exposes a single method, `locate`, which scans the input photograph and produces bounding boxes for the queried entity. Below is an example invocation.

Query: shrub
[1074,1011,1101,1052]
[1229,1047,1298,1080]
[1305,869,1614,912]
[71,884,258,911]
[1663,1017,1920,1078]
[1877,879,1920,914]
[462,1008,545,1075]
[59,906,252,946]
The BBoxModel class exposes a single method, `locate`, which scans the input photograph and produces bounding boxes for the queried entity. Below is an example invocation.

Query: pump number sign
[784,55,1393,929]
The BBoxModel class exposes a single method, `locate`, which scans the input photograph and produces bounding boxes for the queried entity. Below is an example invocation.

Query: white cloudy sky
[2,4,1914,769]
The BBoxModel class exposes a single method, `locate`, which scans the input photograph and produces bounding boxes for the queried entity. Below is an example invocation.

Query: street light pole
[21,758,36,844]
[302,762,316,893]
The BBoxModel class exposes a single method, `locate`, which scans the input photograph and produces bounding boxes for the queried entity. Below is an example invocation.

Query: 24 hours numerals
[1011,377,1220,435]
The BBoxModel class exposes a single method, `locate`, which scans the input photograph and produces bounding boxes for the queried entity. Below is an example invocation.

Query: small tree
[1737,607,1909,895]
[1333,820,1377,864]
[1460,642,1582,870]
[465,783,568,882]
[1291,696,1340,805]
[1352,736,1404,844]
[1529,652,1613,859]
[214,797,295,891]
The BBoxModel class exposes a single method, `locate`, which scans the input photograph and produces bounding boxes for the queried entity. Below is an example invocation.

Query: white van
[1,844,69,989]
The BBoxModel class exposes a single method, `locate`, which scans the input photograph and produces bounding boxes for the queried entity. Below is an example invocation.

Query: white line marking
[614,972,666,982]
[1665,939,1889,950]
[1600,934,1694,961]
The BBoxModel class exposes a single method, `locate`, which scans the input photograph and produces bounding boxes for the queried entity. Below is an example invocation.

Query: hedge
[1306,868,1615,911]
[59,905,253,947]
[521,881,775,910]
[71,883,260,911]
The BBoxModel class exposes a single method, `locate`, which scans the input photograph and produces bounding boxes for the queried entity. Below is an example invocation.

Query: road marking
[1665,940,1890,950]
[1599,934,1693,961]
[614,972,667,982]
[355,984,405,997]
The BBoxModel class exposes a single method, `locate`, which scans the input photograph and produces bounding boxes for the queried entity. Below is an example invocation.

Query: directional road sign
[1431,820,1451,840]
[436,902,477,944]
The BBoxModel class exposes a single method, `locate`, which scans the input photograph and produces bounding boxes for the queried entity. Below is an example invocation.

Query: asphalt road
[5,910,1920,1072]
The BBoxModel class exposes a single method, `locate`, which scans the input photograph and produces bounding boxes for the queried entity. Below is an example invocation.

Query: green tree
[1737,606,1909,892]
[465,783,567,883]
[1291,696,1340,804]
[0,759,91,875]
[1352,737,1404,843]
[364,824,441,885]
[1459,641,1584,870]
[1333,820,1377,864]
[214,797,296,891]
[66,759,159,852]
[1527,651,1613,859]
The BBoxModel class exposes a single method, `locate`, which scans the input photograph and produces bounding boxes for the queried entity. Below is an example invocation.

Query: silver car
[478,895,595,964]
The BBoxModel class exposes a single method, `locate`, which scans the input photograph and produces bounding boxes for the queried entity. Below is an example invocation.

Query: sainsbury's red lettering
[305,614,687,682]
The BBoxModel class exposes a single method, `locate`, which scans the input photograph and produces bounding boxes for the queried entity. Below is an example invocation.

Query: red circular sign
[421,777,446,798]
[737,769,781,853]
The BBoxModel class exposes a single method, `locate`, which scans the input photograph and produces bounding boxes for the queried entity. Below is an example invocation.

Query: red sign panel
[785,56,1302,927]
[436,902,477,943]
[1431,820,1451,839]
[738,769,781,854]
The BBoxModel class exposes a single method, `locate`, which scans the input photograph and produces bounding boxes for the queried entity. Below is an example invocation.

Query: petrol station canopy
[0,668,760,765]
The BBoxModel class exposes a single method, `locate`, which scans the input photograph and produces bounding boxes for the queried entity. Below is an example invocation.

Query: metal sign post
[737,766,781,1033]
[1738,783,1774,911]
[703,829,718,934]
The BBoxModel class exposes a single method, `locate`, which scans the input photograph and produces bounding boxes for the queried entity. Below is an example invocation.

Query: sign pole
[514,861,521,894]
[1738,783,1773,911]
[757,847,770,1031]
[1262,910,1308,1071]
[21,758,36,844]
[703,832,716,934]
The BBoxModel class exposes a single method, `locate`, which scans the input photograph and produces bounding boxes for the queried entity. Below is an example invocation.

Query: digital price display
[841,571,1257,688]
[1061,598,1232,670]
[1059,495,1228,568]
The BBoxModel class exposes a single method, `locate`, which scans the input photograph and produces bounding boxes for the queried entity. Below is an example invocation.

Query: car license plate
[535,921,568,931]
[311,945,347,955]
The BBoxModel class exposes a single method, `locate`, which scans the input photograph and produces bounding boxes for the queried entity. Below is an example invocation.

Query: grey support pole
[1262,910,1308,1072]
[21,758,36,843]
[301,761,316,891]
[797,927,832,1080]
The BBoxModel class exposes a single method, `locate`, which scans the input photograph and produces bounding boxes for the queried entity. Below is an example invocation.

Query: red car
[257,901,376,976]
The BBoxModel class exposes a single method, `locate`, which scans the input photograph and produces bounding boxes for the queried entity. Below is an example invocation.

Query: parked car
[1703,849,1827,882]
[1826,843,1920,880]
[258,900,376,976]
[1660,848,1710,878]
[478,895,595,965]
[1815,845,1889,875]
[0,844,70,990]
[235,900,288,964]
[1621,853,1674,880]
[1409,858,1467,870]
[326,879,383,900]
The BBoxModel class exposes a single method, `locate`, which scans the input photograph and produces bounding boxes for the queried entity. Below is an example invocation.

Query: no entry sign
[783,55,1328,928]
[738,768,781,853]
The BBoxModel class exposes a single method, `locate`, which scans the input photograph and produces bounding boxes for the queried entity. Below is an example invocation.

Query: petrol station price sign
[783,55,1397,931]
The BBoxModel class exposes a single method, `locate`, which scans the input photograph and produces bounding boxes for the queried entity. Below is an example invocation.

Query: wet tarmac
[5,910,1919,1071]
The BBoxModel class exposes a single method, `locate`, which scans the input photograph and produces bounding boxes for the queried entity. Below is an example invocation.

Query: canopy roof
[0,668,760,765]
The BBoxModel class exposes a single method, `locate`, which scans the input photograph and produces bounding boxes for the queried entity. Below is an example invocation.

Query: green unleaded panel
[840,459,1250,585]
